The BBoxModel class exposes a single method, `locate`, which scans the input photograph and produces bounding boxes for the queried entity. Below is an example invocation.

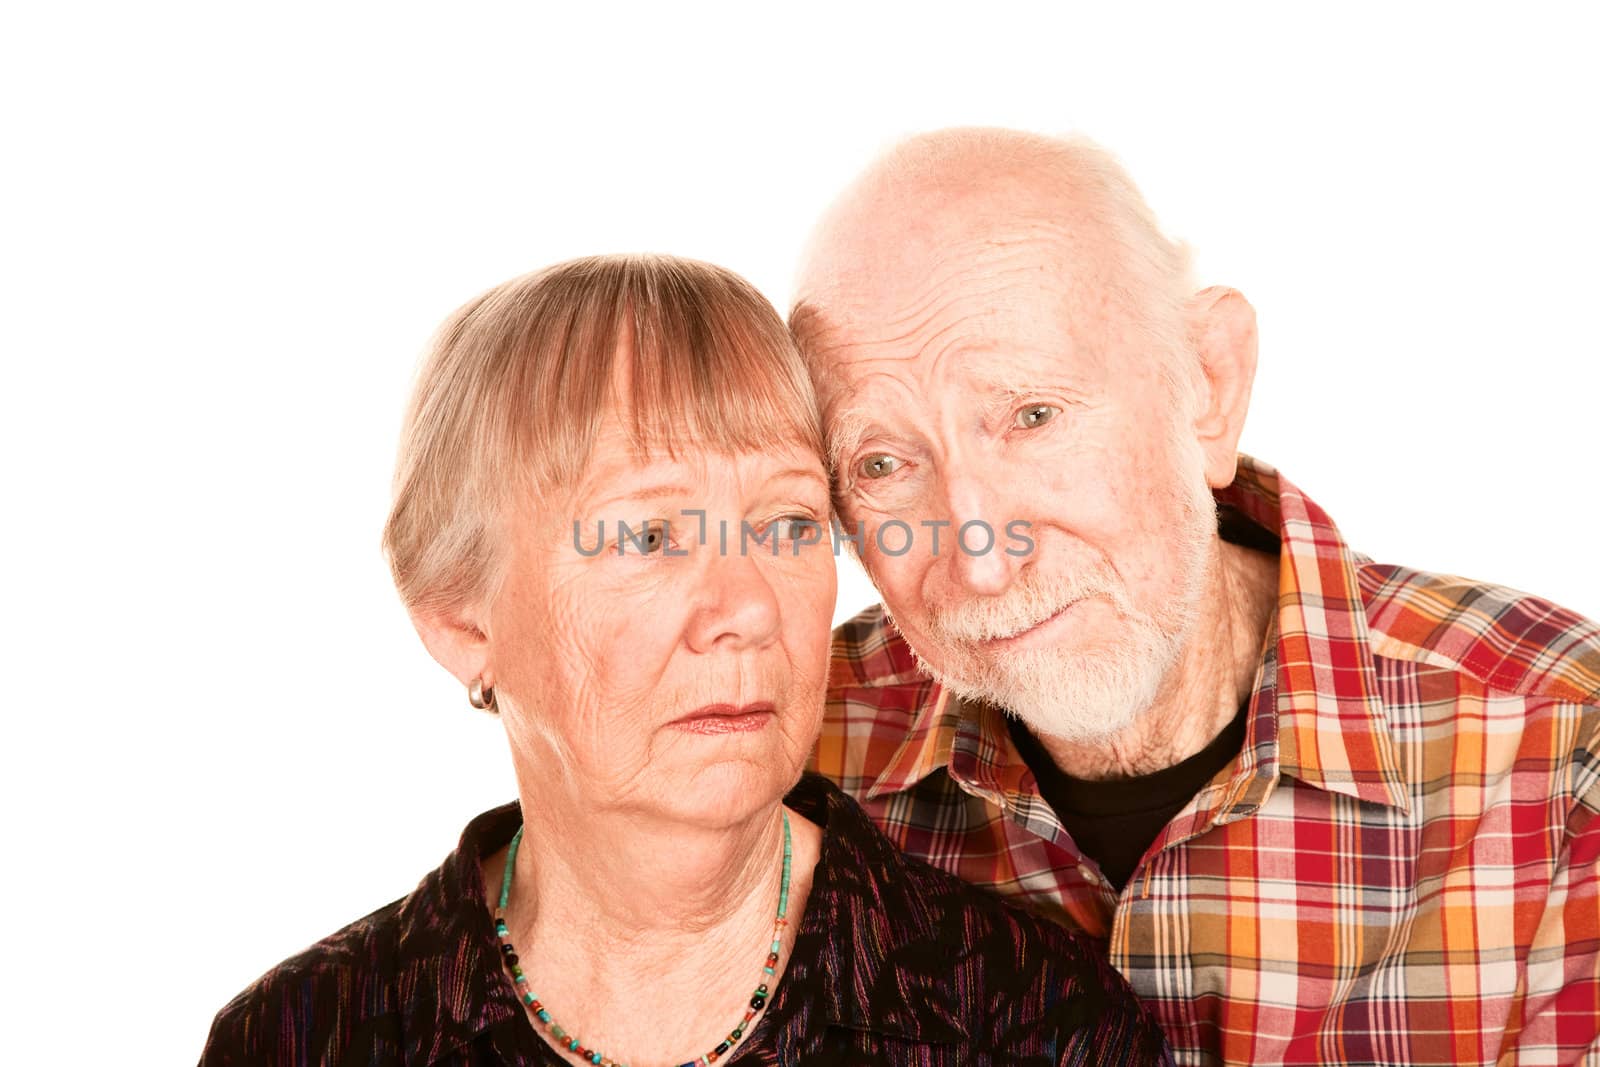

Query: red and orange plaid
[811,455,1600,1065]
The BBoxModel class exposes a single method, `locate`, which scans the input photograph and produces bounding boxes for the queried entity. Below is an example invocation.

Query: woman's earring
[468,677,496,711]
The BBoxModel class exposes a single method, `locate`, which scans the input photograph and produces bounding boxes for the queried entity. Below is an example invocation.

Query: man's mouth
[976,601,1079,649]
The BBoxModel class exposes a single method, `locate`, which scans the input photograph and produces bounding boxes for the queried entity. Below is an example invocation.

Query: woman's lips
[670,701,776,734]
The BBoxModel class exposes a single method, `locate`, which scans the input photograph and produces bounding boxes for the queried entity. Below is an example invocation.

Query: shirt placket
[947,707,1123,932]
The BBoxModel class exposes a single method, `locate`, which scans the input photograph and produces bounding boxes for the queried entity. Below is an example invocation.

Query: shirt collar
[788,773,972,1044]
[391,780,979,1061]
[862,454,1411,813]
[392,801,523,1065]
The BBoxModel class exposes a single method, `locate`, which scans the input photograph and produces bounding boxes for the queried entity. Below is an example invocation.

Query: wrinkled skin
[488,432,837,830]
[795,158,1275,778]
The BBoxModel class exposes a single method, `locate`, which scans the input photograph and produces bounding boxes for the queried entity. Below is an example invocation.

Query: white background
[4,2,1597,1059]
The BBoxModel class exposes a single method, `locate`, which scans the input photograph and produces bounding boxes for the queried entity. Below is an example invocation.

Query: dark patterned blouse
[199,774,1171,1065]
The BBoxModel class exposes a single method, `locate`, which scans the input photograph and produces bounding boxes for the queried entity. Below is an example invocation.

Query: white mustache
[931,570,1132,643]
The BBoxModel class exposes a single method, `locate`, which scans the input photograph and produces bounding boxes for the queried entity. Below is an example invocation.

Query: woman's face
[485,426,837,830]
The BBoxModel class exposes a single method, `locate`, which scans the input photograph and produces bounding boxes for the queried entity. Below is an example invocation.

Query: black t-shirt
[1003,502,1275,892]
[1006,702,1249,893]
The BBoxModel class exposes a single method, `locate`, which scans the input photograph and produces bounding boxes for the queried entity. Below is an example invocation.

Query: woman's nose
[683,546,783,653]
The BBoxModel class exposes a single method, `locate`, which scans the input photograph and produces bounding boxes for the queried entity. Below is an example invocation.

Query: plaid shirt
[812,456,1600,1066]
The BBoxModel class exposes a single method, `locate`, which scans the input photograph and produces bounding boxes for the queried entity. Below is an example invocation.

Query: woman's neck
[482,789,822,1064]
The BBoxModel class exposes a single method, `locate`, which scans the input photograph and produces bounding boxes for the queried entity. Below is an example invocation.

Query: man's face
[813,227,1217,740]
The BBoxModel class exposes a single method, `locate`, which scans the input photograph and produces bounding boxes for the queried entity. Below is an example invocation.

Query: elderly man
[792,128,1600,1066]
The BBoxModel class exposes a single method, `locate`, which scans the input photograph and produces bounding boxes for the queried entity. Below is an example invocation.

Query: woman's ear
[409,606,492,691]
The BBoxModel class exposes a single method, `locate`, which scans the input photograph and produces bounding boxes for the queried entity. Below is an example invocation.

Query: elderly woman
[198,256,1170,1065]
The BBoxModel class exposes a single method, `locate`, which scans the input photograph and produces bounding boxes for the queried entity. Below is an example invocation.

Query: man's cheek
[863,551,919,608]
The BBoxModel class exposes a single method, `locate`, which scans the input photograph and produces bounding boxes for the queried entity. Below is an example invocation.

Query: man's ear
[409,605,492,692]
[1186,286,1258,488]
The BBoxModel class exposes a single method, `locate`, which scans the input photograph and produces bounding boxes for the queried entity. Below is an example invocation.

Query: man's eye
[859,454,902,480]
[1014,404,1059,429]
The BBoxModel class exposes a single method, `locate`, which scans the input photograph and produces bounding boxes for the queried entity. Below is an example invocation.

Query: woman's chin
[656,756,797,829]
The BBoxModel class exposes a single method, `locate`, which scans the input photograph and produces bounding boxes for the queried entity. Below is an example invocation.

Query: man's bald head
[791,128,1196,403]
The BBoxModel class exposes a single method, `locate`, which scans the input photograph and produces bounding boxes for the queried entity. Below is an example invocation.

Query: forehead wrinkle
[829,273,1073,399]
[810,217,1117,464]
[833,256,1090,375]
[823,274,1029,390]
[813,209,1117,342]
[799,245,1074,402]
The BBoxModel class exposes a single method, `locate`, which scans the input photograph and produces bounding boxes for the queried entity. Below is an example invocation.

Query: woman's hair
[382,254,824,615]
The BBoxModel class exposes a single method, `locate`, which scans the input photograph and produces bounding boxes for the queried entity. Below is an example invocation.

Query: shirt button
[1077,863,1096,881]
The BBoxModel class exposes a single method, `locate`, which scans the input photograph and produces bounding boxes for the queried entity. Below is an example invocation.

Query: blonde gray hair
[382,254,823,615]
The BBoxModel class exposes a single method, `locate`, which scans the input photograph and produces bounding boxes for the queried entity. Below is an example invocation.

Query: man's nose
[939,469,1024,597]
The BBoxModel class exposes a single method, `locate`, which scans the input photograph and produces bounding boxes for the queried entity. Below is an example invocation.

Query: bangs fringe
[385,254,823,613]
[509,255,823,493]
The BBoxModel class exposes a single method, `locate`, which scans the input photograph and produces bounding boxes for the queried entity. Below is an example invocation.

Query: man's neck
[1037,538,1279,780]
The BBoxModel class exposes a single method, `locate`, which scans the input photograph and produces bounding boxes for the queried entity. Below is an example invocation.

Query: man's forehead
[802,231,1119,374]
[800,160,1115,290]
[818,216,1105,304]
[810,270,1108,400]
[795,173,1135,426]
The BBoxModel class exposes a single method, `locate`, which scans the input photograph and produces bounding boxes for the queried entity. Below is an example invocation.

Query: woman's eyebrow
[765,467,830,487]
[582,482,698,512]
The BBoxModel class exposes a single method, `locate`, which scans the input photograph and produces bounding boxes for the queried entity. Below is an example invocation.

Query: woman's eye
[618,519,671,555]
[1014,404,1059,429]
[859,454,901,480]
[770,516,823,546]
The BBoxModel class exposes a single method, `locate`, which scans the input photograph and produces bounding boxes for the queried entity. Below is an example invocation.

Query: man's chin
[998,692,1151,745]
[926,648,1167,745]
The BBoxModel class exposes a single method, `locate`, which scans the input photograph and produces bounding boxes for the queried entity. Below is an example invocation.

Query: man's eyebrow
[823,406,879,476]
[973,372,1093,412]
[978,381,1046,418]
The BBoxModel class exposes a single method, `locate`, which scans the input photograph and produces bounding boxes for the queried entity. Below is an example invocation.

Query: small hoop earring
[468,677,496,711]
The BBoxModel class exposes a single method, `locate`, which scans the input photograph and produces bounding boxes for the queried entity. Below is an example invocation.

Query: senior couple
[201,129,1600,1066]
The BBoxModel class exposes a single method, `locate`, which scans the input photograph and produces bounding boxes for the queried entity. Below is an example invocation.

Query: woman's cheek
[786,560,838,692]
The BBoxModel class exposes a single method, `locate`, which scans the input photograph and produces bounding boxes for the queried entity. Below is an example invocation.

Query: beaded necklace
[494,810,793,1067]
